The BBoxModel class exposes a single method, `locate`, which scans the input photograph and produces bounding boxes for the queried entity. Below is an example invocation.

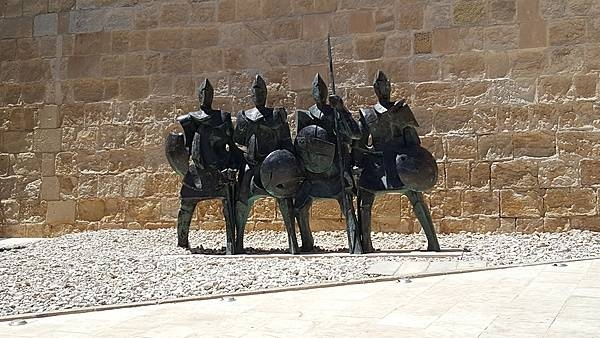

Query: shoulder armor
[244,107,263,122]
[359,107,378,126]
[188,110,211,123]
[296,109,314,132]
[373,103,387,115]
[308,105,324,120]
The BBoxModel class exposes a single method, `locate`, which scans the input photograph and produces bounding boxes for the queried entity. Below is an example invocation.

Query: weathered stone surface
[34,13,59,37]
[492,160,538,188]
[453,0,486,25]
[446,161,470,189]
[500,189,544,217]
[549,19,586,46]
[414,31,432,54]
[478,133,513,160]
[580,160,600,186]
[78,199,105,221]
[46,200,76,224]
[545,188,596,216]
[462,190,499,216]
[512,131,556,157]
[539,159,578,188]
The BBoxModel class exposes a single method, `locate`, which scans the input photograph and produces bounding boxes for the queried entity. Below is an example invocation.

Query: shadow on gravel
[188,247,468,255]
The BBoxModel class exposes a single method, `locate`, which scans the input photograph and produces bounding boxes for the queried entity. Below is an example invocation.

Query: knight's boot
[340,196,363,254]
[278,198,300,255]
[296,201,314,252]
[222,190,236,255]
[406,190,440,252]
[177,199,197,249]
[358,190,375,253]
[235,200,251,254]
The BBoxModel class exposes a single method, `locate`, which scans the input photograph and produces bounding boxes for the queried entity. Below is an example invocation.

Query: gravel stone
[1,229,600,317]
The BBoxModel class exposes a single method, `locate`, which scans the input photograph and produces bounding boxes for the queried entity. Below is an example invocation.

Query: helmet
[260,149,304,198]
[295,125,336,174]
[395,145,438,192]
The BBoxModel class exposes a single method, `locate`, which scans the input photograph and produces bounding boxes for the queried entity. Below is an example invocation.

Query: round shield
[295,125,336,174]
[395,145,438,192]
[260,149,304,198]
[164,132,190,177]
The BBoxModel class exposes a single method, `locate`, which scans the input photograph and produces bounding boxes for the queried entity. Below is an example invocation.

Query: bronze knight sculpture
[294,73,363,254]
[165,69,441,253]
[233,75,305,254]
[354,70,440,252]
[165,79,242,254]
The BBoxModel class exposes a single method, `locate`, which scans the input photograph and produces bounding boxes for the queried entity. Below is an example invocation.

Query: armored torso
[234,107,293,165]
[359,102,420,150]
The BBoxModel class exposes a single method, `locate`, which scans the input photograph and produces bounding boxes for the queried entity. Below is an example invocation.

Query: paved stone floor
[3,259,600,338]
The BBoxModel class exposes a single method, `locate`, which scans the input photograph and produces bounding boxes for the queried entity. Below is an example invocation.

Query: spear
[327,34,361,254]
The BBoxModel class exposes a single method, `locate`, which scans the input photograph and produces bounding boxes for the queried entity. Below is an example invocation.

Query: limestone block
[262,0,291,18]
[478,133,513,161]
[4,0,22,17]
[159,3,191,27]
[97,175,122,198]
[430,190,461,218]
[581,159,600,186]
[371,193,403,218]
[488,0,516,24]
[442,52,485,79]
[148,29,185,51]
[128,199,161,222]
[348,10,375,33]
[12,153,40,176]
[517,0,542,21]
[484,25,518,50]
[432,28,458,54]
[462,190,500,216]
[491,159,538,189]
[46,200,76,224]
[516,218,544,233]
[375,7,394,32]
[34,13,58,37]
[513,131,556,157]
[549,19,586,46]
[398,1,424,30]
[37,105,60,129]
[557,131,600,157]
[573,73,598,98]
[519,21,547,48]
[510,50,546,77]
[546,46,584,74]
[0,18,33,39]
[271,18,302,41]
[433,107,474,133]
[311,199,343,220]
[41,176,60,201]
[500,189,544,217]
[384,34,411,57]
[414,31,432,54]
[544,217,570,232]
[470,162,491,188]
[78,199,105,221]
[415,82,456,107]
[446,161,470,189]
[538,158,578,188]
[538,75,572,101]
[216,0,236,22]
[497,217,516,233]
[33,128,62,153]
[444,135,477,160]
[570,216,600,231]
[544,188,596,216]
[120,77,149,100]
[410,58,439,82]
[105,8,134,31]
[185,27,218,47]
[0,154,9,176]
[69,9,106,33]
[354,34,385,60]
[540,0,566,19]
[453,0,486,25]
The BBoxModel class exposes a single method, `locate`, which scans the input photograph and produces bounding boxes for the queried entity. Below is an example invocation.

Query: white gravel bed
[1,229,600,317]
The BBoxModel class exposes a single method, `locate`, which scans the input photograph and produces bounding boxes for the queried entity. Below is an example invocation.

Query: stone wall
[1,0,600,237]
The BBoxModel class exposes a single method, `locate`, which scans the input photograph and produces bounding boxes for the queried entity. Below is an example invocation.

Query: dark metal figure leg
[338,194,363,254]
[277,198,300,255]
[296,198,314,252]
[357,189,375,253]
[234,200,251,254]
[406,190,440,252]
[177,199,197,249]
[222,185,236,255]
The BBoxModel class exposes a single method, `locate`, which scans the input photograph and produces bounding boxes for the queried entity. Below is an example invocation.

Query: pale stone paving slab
[3,259,599,337]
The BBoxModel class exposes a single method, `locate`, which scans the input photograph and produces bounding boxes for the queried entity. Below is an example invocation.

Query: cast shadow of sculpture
[293,73,363,254]
[354,71,441,252]
[165,79,243,254]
